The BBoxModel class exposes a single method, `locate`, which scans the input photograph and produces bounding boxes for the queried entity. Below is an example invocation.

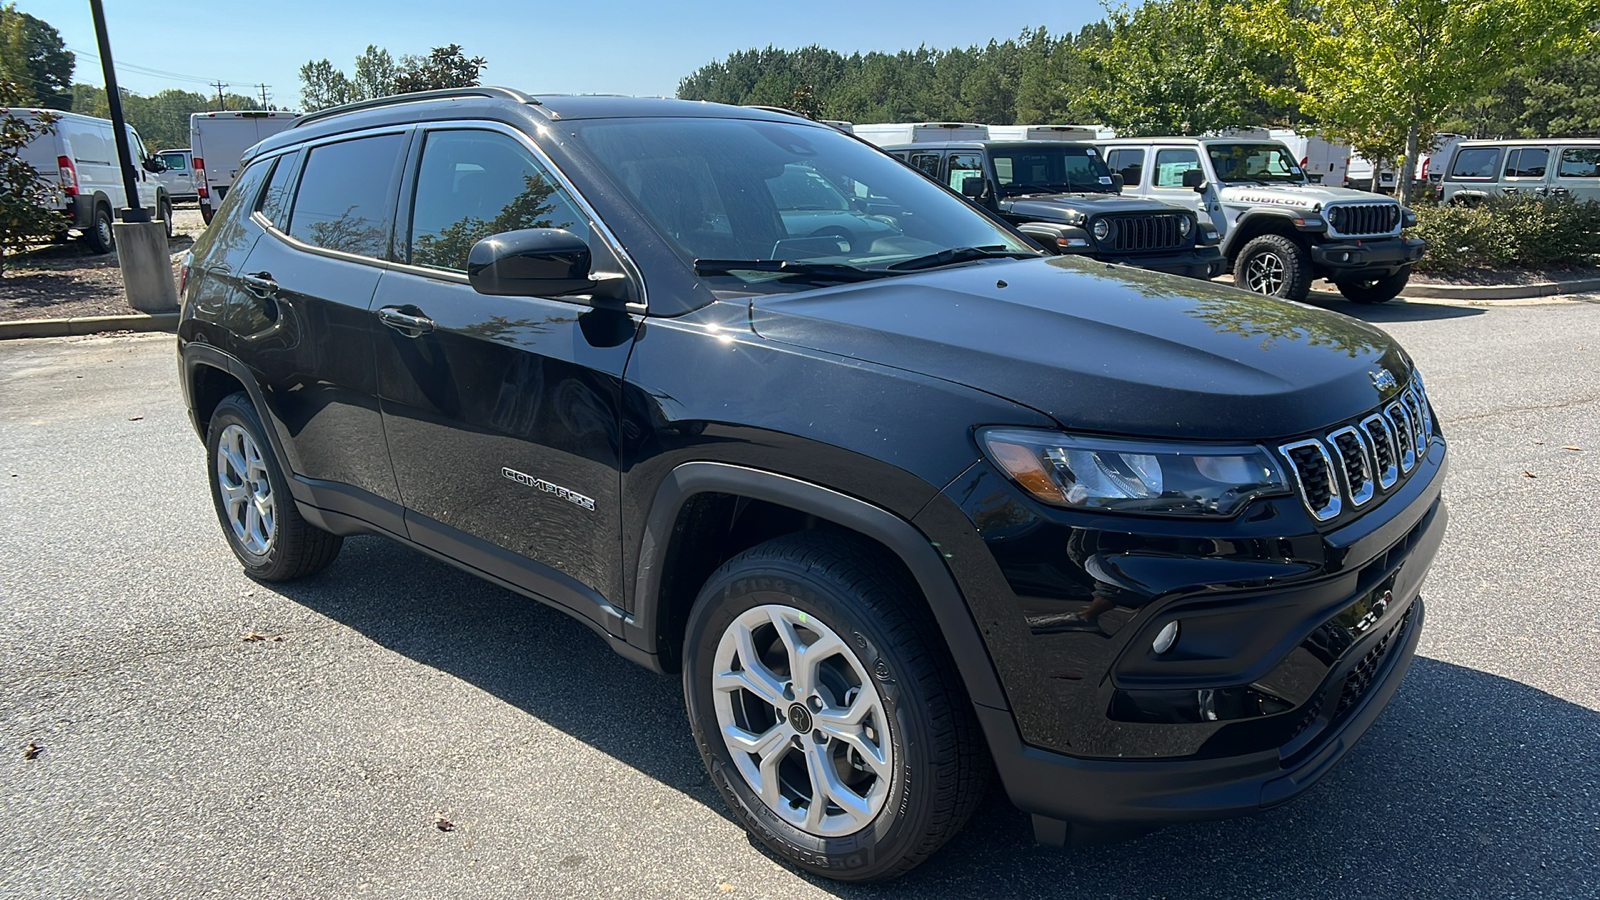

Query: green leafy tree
[392,44,486,94]
[1084,0,1289,136]
[788,83,822,119]
[1445,46,1600,138]
[1247,0,1600,200]
[298,58,352,112]
[351,45,396,101]
[0,79,65,274]
[0,4,72,110]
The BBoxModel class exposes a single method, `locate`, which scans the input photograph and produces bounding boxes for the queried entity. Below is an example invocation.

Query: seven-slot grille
[1278,377,1433,523]
[1326,203,1401,238]
[1102,213,1189,252]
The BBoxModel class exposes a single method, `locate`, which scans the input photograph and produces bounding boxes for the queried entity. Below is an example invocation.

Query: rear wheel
[205,392,342,581]
[1233,233,1312,301]
[683,532,986,882]
[84,203,113,254]
[1336,269,1410,304]
[159,197,174,240]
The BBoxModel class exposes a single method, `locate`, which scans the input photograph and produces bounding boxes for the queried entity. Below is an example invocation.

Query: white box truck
[1269,129,1350,186]
[853,122,989,147]
[191,110,300,223]
[1,107,171,253]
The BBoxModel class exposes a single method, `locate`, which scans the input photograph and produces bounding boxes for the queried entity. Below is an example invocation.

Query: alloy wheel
[215,423,275,555]
[712,603,893,837]
[1244,250,1286,295]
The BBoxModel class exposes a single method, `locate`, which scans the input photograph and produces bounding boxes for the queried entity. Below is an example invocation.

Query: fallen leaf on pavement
[243,631,266,642]
[1533,439,1544,445]
[433,812,455,832]
[23,742,41,760]
[717,883,734,893]
[1523,471,1537,478]
[1562,445,1581,451]
[127,416,143,422]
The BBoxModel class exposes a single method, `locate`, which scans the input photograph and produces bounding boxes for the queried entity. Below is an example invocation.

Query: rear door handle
[241,272,278,298]
[378,306,436,337]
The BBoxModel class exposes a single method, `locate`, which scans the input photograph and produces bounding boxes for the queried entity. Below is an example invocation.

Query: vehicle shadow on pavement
[277,542,1599,898]
[1302,294,1489,323]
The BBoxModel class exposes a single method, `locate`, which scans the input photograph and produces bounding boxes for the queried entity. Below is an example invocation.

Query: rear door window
[407,129,590,273]
[1503,148,1549,179]
[288,133,407,260]
[1558,148,1600,178]
[1153,148,1200,188]
[1106,148,1144,186]
[1448,147,1501,180]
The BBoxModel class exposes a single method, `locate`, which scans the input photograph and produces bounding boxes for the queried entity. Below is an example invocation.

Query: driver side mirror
[142,156,167,174]
[960,176,986,199]
[468,228,598,297]
[1181,168,1207,192]
[1110,173,1124,192]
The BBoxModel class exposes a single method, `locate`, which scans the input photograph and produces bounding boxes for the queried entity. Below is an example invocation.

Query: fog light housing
[1152,620,1179,654]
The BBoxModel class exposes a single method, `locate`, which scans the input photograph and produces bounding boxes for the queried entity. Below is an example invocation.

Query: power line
[211,81,229,111]
[66,46,261,88]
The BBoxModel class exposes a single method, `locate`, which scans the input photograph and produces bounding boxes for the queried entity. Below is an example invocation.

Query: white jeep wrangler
[1099,136,1426,303]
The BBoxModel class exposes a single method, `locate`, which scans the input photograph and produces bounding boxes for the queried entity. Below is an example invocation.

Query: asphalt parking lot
[2,296,1598,898]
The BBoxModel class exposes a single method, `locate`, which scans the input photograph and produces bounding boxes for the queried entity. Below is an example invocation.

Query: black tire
[84,203,114,254]
[204,392,342,581]
[159,197,174,240]
[683,532,986,882]
[1233,233,1313,301]
[1335,268,1410,304]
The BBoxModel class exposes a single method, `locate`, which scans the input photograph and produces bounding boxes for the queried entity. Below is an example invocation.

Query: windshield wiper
[693,259,893,284]
[886,246,1039,272]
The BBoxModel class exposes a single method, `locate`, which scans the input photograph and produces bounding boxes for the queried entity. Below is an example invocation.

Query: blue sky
[35,0,1106,108]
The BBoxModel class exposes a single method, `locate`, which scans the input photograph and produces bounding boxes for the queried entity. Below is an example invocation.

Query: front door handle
[378,306,436,337]
[241,272,278,298]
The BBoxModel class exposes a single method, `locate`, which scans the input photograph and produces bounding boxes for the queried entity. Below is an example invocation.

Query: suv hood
[748,256,1409,440]
[1002,194,1180,219]
[1218,183,1398,212]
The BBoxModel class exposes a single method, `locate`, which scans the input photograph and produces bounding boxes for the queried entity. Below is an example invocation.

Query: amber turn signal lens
[986,439,1066,503]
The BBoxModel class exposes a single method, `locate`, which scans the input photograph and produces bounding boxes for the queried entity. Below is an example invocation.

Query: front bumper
[1105,245,1227,280]
[1310,236,1426,277]
[986,595,1425,842]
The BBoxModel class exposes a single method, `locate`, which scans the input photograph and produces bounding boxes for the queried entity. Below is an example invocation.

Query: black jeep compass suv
[176,88,1447,881]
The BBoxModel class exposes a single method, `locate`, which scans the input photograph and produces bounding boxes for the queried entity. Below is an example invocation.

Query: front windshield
[1206,143,1307,184]
[989,143,1115,195]
[570,117,1035,292]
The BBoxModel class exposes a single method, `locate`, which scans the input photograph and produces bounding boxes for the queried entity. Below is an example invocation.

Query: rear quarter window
[1448,147,1502,180]
[1558,148,1600,178]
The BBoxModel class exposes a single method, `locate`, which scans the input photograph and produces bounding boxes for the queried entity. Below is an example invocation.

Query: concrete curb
[0,312,178,340]
[1396,277,1600,301]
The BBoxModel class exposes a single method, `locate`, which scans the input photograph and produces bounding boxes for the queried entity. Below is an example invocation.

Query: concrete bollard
[113,219,177,313]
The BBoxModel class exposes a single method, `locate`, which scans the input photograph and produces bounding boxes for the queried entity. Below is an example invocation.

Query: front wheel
[1336,269,1410,304]
[205,392,343,581]
[683,533,986,882]
[1233,233,1312,301]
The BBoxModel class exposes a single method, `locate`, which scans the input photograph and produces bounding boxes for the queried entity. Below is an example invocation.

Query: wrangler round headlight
[1092,219,1110,241]
[979,428,1291,517]
[1178,216,1193,237]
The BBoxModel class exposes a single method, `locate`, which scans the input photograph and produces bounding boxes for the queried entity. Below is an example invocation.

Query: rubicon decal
[502,467,596,511]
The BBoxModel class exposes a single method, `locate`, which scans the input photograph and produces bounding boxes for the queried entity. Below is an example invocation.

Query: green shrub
[1410,196,1600,273]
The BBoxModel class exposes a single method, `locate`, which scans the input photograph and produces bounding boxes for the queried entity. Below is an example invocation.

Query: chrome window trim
[1278,438,1342,522]
[1327,426,1376,507]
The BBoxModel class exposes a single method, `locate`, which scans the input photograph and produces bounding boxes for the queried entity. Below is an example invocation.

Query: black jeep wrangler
[177,89,1447,882]
[882,139,1226,279]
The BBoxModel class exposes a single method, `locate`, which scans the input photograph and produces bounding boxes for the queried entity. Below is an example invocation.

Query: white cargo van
[152,148,196,201]
[1269,129,1350,186]
[986,124,1110,142]
[190,110,300,223]
[1,107,170,253]
[853,122,989,147]
[1347,133,1466,192]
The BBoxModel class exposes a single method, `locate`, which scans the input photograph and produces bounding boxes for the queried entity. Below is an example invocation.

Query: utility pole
[256,83,272,109]
[211,80,228,110]
[87,0,147,223]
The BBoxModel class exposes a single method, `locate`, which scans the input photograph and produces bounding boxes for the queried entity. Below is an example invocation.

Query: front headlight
[1401,208,1418,228]
[979,428,1292,517]
[1178,215,1193,237]
[1092,219,1110,241]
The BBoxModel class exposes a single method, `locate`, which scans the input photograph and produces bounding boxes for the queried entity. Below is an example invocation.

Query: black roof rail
[291,86,540,128]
